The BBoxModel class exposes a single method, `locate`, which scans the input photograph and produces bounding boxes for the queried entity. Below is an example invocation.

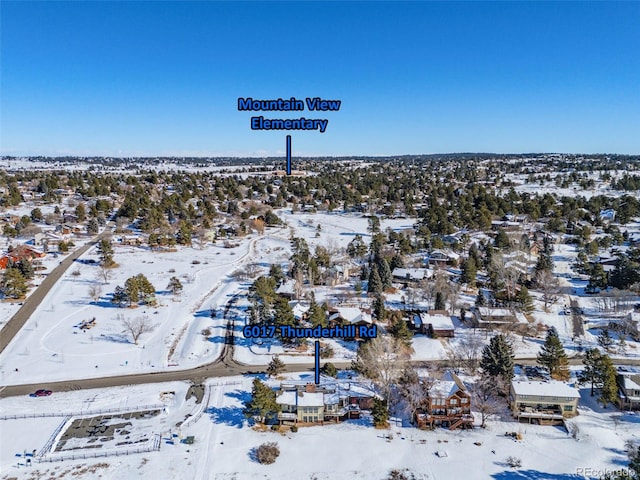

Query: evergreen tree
[16,259,34,280]
[1,267,27,298]
[321,362,338,378]
[480,334,515,382]
[597,353,618,407]
[537,328,570,380]
[244,378,278,424]
[111,285,128,307]
[373,295,386,322]
[578,348,604,396]
[516,286,534,313]
[308,302,327,327]
[587,263,608,291]
[267,355,285,378]
[534,253,554,274]
[273,296,295,328]
[434,291,446,311]
[347,234,367,258]
[124,276,140,305]
[167,276,183,295]
[389,253,405,271]
[387,311,412,348]
[371,398,389,428]
[378,257,393,290]
[461,255,477,286]
[475,290,486,307]
[98,238,115,267]
[269,264,285,285]
[494,229,510,250]
[598,328,614,351]
[368,264,383,294]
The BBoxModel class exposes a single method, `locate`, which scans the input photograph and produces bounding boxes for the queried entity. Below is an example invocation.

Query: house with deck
[276,381,379,425]
[414,372,473,430]
[509,380,580,425]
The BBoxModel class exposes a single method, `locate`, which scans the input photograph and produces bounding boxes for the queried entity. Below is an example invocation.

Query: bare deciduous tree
[98,265,113,285]
[534,269,560,312]
[471,375,503,428]
[122,316,155,345]
[353,335,410,405]
[88,283,103,303]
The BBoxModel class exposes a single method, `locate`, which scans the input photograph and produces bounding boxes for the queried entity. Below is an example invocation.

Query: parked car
[32,389,52,397]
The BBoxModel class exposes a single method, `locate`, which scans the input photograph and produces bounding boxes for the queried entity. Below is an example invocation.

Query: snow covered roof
[276,391,324,407]
[392,268,426,281]
[290,302,310,320]
[621,375,640,391]
[511,381,580,399]
[330,307,372,325]
[276,279,296,296]
[420,313,454,330]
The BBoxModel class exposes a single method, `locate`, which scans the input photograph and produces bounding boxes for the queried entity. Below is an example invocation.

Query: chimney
[305,383,316,393]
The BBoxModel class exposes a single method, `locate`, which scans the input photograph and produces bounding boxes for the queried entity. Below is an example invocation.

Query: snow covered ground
[2,374,638,480]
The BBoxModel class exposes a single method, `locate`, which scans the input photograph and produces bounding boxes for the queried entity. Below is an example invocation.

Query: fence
[38,415,72,457]
[35,434,162,463]
[0,403,165,421]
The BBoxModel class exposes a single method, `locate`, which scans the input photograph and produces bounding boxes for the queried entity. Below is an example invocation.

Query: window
[461,398,468,404]
[450,399,458,405]
[563,405,573,412]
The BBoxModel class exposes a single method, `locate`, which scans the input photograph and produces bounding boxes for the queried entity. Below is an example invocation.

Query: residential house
[328,307,372,329]
[414,372,473,430]
[472,307,519,329]
[0,245,46,269]
[617,372,640,411]
[276,381,379,425]
[392,268,428,286]
[509,380,580,425]
[426,250,459,267]
[420,311,455,338]
[276,279,297,300]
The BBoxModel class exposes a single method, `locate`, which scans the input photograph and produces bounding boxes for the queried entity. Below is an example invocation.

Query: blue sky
[1,1,639,157]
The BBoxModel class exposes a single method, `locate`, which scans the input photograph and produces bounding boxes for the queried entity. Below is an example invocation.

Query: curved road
[0,229,111,355]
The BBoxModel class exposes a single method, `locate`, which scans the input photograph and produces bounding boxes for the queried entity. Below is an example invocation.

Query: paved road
[3,272,640,399]
[0,229,111,355]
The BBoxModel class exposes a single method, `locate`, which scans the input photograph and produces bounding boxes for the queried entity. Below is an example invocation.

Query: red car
[32,389,52,397]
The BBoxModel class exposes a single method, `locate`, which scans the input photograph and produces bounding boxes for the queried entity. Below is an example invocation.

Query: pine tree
[598,328,614,351]
[368,264,382,294]
[308,302,327,327]
[434,291,446,311]
[244,378,278,424]
[494,229,510,250]
[598,354,618,407]
[578,348,603,396]
[167,276,183,295]
[267,355,285,378]
[368,296,384,324]
[387,311,412,348]
[273,296,295,328]
[1,267,27,298]
[480,334,515,382]
[389,253,405,271]
[321,362,338,377]
[371,398,389,428]
[124,276,140,305]
[462,256,477,286]
[537,328,570,380]
[516,286,534,314]
[378,257,392,290]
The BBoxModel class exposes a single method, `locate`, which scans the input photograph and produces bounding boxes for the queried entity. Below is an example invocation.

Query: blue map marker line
[286,135,292,175]
[314,340,320,384]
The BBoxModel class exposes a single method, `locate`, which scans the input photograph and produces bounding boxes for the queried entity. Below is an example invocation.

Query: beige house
[277,388,324,423]
[510,380,580,425]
